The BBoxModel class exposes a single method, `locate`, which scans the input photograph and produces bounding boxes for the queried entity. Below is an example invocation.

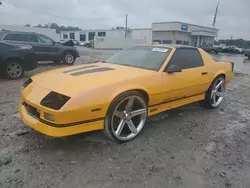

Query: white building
[60,28,152,44]
[0,24,60,41]
[152,21,218,47]
[60,21,219,48]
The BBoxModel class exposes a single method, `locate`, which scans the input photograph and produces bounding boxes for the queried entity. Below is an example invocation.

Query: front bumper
[19,103,104,137]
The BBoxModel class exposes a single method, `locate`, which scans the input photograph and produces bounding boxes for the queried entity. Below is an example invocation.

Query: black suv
[0,31,79,65]
[0,41,37,79]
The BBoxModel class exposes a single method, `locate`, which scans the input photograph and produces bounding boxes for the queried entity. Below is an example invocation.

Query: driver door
[160,48,210,103]
[36,34,54,61]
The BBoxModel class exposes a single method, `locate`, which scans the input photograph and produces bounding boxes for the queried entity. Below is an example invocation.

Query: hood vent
[70,67,115,76]
[63,65,99,73]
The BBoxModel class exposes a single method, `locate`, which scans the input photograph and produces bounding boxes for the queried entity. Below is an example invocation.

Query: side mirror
[52,41,56,45]
[166,65,182,73]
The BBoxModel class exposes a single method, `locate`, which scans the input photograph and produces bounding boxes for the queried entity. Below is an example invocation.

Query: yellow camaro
[19,45,234,143]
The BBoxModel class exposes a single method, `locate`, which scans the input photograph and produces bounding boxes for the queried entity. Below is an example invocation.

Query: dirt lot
[1,48,250,188]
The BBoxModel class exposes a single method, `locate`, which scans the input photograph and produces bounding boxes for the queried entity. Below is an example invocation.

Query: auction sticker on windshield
[151,48,169,53]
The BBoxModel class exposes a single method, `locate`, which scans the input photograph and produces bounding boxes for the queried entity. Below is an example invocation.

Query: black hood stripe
[63,65,99,73]
[70,67,115,76]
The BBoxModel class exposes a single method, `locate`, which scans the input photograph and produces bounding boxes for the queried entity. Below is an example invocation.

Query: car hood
[58,40,74,47]
[31,63,155,96]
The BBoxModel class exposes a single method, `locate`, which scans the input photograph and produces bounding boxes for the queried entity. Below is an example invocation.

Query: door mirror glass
[166,65,182,73]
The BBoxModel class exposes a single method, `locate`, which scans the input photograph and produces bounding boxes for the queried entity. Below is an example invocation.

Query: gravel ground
[0,48,250,188]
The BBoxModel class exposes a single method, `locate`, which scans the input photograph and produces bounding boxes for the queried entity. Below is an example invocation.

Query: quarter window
[167,49,204,70]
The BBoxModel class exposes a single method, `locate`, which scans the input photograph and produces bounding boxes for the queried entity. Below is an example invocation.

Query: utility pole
[125,13,128,38]
[212,0,220,45]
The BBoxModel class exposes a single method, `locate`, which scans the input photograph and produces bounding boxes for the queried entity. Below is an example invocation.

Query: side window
[3,34,21,41]
[37,35,53,45]
[26,34,39,42]
[167,49,204,70]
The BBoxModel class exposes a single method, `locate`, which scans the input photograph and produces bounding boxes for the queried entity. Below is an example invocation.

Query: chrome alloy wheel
[210,77,226,107]
[7,63,22,78]
[65,54,74,64]
[111,96,147,141]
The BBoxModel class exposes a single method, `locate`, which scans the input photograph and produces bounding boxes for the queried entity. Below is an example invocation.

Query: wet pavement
[1,48,250,188]
[212,53,250,74]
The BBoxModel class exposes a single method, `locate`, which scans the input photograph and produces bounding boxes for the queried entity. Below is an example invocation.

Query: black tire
[104,91,148,143]
[62,52,76,65]
[200,75,226,109]
[4,60,24,80]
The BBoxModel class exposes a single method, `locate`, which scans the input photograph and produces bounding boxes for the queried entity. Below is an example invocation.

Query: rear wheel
[4,60,24,79]
[62,52,76,65]
[104,91,148,143]
[201,76,226,109]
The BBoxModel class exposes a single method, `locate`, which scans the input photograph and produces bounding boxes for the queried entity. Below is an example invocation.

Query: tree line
[215,39,250,49]
[25,23,81,33]
[25,23,126,34]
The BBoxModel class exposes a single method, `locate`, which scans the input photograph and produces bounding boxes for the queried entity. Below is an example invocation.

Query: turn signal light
[44,113,55,122]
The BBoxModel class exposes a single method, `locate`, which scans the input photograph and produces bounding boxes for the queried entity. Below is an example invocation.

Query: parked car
[0,41,37,79]
[0,31,80,65]
[59,40,74,47]
[200,44,223,54]
[72,40,79,45]
[222,46,244,54]
[19,45,234,143]
[78,41,87,46]
[245,49,250,58]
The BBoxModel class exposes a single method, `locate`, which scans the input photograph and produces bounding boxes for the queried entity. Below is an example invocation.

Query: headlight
[40,92,70,110]
[22,78,32,89]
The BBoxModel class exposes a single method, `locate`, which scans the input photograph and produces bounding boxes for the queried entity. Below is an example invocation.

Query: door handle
[202,72,208,75]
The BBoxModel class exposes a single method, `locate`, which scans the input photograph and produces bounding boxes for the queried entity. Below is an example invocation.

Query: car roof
[148,44,198,50]
[0,31,37,35]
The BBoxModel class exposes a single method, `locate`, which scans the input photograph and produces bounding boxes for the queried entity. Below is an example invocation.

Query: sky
[0,0,249,40]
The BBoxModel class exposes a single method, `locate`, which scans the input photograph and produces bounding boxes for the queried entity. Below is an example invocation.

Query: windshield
[106,46,171,71]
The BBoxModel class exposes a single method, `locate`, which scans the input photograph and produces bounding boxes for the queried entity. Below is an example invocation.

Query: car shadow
[24,102,208,159]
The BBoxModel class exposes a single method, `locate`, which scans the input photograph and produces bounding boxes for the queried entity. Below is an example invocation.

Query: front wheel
[62,52,76,65]
[201,76,226,109]
[104,91,148,143]
[4,60,24,79]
